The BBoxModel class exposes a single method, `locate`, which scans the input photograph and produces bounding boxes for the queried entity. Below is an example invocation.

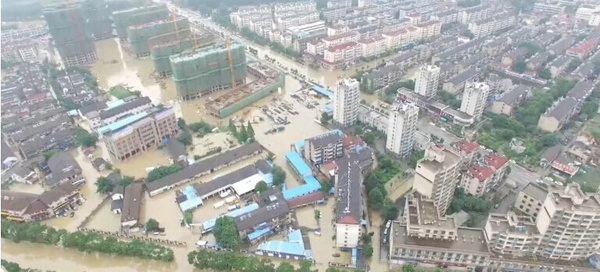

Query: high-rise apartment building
[386,102,419,157]
[333,78,360,127]
[413,144,462,216]
[414,65,440,98]
[460,81,489,120]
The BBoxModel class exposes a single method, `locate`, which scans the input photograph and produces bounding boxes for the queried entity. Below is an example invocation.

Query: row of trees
[1,220,174,262]
[365,154,403,221]
[229,119,256,143]
[95,175,134,194]
[0,259,50,272]
[147,165,182,182]
[188,249,317,272]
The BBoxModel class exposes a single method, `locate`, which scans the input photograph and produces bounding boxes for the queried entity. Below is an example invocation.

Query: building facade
[386,102,419,157]
[460,82,490,120]
[333,78,360,127]
[414,65,440,98]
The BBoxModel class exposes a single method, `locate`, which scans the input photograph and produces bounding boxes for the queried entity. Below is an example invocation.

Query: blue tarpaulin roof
[97,112,147,135]
[106,99,125,109]
[294,140,305,151]
[285,152,312,177]
[312,85,333,99]
[283,176,321,200]
[288,229,303,244]
[257,241,306,257]
[321,104,333,114]
[178,186,204,212]
[248,228,272,241]
[352,248,358,266]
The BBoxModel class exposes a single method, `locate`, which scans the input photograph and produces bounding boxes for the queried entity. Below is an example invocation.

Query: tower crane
[226,35,236,89]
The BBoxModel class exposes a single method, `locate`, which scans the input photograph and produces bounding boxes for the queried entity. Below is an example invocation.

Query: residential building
[1,182,81,222]
[415,20,441,40]
[461,165,495,196]
[533,2,565,14]
[103,108,178,162]
[567,80,594,105]
[333,78,360,127]
[45,152,85,187]
[357,104,388,133]
[575,5,600,21]
[548,55,572,78]
[514,183,548,218]
[304,131,344,165]
[468,14,516,39]
[537,97,579,132]
[235,189,290,239]
[358,36,386,58]
[590,11,600,26]
[90,96,152,129]
[455,140,480,170]
[334,155,363,249]
[363,65,403,90]
[322,31,360,48]
[491,85,531,116]
[413,144,462,216]
[322,6,348,21]
[442,68,479,94]
[540,145,580,177]
[460,82,489,120]
[458,5,493,24]
[121,182,144,229]
[414,65,440,98]
[484,213,542,256]
[323,41,361,67]
[431,9,458,25]
[386,102,419,157]
[566,38,599,59]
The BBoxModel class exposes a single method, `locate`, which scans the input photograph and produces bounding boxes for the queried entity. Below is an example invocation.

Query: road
[492,163,540,214]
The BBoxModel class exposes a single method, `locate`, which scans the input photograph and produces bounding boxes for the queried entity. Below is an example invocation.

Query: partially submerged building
[127,17,191,57]
[112,5,170,41]
[1,182,81,222]
[44,152,85,187]
[170,42,247,100]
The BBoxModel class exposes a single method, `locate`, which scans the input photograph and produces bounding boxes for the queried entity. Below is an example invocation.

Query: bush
[147,165,182,182]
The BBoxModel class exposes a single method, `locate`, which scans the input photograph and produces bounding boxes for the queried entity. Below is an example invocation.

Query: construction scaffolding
[127,17,191,57]
[112,4,169,41]
[82,0,112,40]
[151,32,216,77]
[170,42,247,100]
[43,0,97,67]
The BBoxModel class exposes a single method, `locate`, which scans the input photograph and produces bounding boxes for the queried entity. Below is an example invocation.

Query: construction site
[150,31,215,78]
[206,62,285,118]
[43,0,97,67]
[127,17,191,57]
[170,42,248,101]
[82,0,112,40]
[112,5,170,41]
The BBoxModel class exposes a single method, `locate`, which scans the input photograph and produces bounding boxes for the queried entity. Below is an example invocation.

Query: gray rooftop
[392,223,490,255]
[1,140,16,163]
[192,163,258,197]
[335,154,363,225]
[79,101,108,116]
[45,152,82,187]
[307,131,342,147]
[567,81,594,101]
[121,182,144,223]
[234,190,289,231]
[497,85,530,106]
[98,96,151,120]
[522,183,549,202]
[543,97,578,121]
[10,115,71,143]
[447,68,478,85]
[388,51,418,65]
[2,108,65,134]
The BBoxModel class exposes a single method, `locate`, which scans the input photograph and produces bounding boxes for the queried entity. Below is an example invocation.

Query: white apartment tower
[386,103,419,157]
[460,81,490,120]
[333,78,360,127]
[414,65,440,98]
[413,144,462,216]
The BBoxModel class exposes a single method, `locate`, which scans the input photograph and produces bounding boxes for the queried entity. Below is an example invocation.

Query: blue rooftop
[257,240,306,257]
[288,229,303,244]
[178,185,203,212]
[294,140,305,152]
[97,112,147,135]
[106,99,125,109]
[283,176,321,200]
[321,104,333,114]
[312,85,333,99]
[201,203,259,232]
[285,152,312,178]
[248,228,272,241]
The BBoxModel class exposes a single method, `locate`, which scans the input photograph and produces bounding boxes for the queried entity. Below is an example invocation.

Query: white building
[589,11,600,26]
[323,41,361,64]
[576,5,600,21]
[414,65,440,98]
[333,78,360,127]
[386,103,419,157]
[460,81,489,120]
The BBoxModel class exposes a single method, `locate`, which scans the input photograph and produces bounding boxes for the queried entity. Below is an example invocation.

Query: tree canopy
[272,165,286,186]
[94,177,112,194]
[75,128,98,147]
[188,250,319,272]
[213,216,242,250]
[255,180,268,193]
[147,165,182,182]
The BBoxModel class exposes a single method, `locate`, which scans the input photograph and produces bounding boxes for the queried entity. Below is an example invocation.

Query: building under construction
[82,0,112,40]
[43,0,97,67]
[127,17,191,57]
[112,4,169,41]
[151,31,216,77]
[206,62,285,118]
[170,42,247,100]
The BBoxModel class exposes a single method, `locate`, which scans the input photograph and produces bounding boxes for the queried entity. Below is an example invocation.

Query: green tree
[381,198,399,220]
[42,149,59,160]
[537,67,552,79]
[228,119,237,135]
[320,178,333,194]
[320,112,331,125]
[403,263,416,272]
[75,128,98,147]
[247,121,255,139]
[541,133,561,147]
[239,123,248,142]
[147,165,182,182]
[362,243,373,258]
[120,176,134,187]
[368,187,384,210]
[177,118,187,130]
[255,180,268,193]
[183,211,193,225]
[512,61,527,73]
[146,218,160,232]
[362,132,376,145]
[272,165,286,186]
[213,216,242,250]
[582,101,599,118]
[178,131,193,146]
[1,259,24,272]
[314,209,321,221]
[94,177,113,194]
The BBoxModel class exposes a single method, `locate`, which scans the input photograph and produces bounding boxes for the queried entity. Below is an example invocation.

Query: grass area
[571,166,600,193]
[109,85,138,99]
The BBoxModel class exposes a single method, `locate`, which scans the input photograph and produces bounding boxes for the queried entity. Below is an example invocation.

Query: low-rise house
[490,85,531,116]
[357,104,388,133]
[537,97,579,132]
[540,145,580,177]
[44,152,85,187]
[442,68,479,94]
[304,131,344,165]
[121,182,144,230]
[462,165,496,196]
[1,182,81,222]
[455,140,480,170]
[566,38,599,60]
[548,56,572,78]
[91,157,108,171]
[235,188,290,239]
[567,81,594,106]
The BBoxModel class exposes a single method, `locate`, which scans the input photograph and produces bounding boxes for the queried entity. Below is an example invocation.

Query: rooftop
[417,145,461,173]
[469,165,495,182]
[46,152,82,187]
[447,68,478,85]
[235,191,290,231]
[121,183,144,223]
[307,130,343,148]
[521,183,549,202]
[98,96,151,120]
[456,140,480,154]
[567,81,594,101]
[497,85,530,106]
[335,154,363,225]
[407,192,456,229]
[392,223,490,255]
[543,97,577,121]
[484,153,508,169]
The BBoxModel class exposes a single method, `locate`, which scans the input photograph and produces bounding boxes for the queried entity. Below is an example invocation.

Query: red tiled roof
[326,41,358,52]
[342,135,364,148]
[485,153,508,169]
[338,214,360,224]
[469,165,495,182]
[383,28,408,37]
[320,161,337,175]
[286,191,325,209]
[457,140,480,154]
[567,38,599,54]
[322,31,358,42]
[26,93,48,101]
